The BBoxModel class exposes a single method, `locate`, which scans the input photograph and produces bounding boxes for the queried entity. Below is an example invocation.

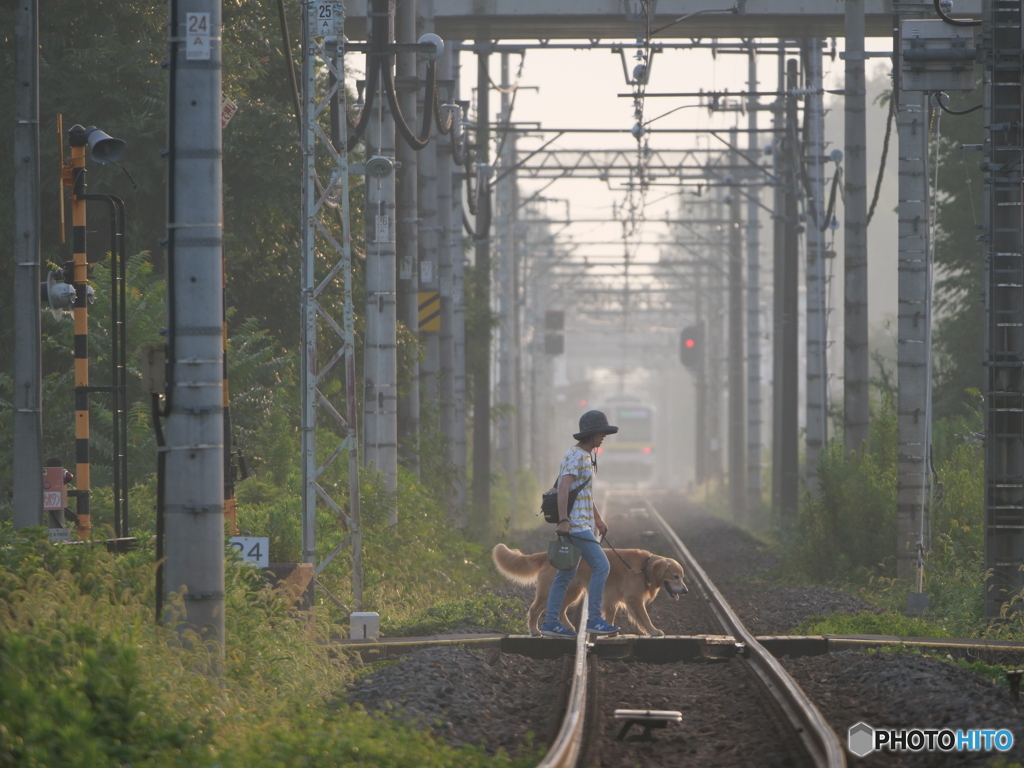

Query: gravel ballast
[353,495,1024,764]
[347,646,561,757]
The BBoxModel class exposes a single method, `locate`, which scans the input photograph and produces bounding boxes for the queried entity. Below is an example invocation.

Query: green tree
[931,85,986,420]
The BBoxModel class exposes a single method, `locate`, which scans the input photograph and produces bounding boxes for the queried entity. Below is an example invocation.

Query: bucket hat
[574,409,619,441]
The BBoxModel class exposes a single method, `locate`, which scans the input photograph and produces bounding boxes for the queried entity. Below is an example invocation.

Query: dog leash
[600,534,652,586]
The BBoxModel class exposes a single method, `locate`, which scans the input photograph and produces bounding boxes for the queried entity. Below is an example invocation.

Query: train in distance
[594,394,655,487]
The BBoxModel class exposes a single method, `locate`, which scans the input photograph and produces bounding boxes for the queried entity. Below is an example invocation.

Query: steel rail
[535,598,589,768]
[638,497,846,768]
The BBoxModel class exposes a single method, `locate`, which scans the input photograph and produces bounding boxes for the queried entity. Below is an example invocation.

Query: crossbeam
[344,1,981,40]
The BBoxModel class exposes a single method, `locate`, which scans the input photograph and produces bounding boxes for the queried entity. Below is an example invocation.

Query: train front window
[616,409,652,441]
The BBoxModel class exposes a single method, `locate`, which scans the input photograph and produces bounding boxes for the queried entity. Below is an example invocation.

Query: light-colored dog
[492,543,688,636]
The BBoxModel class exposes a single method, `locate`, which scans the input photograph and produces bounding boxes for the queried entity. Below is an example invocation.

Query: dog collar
[639,555,652,585]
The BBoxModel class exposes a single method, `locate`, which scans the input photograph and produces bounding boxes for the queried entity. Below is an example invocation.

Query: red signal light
[642,447,652,455]
[596,447,603,454]
[579,399,587,406]
[685,338,695,348]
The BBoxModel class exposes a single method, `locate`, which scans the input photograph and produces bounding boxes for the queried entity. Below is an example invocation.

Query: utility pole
[728,129,746,521]
[776,58,801,521]
[13,0,43,530]
[805,38,828,495]
[745,44,763,517]
[895,10,932,588]
[771,41,785,515]
[164,0,225,649]
[437,38,457,487]
[470,47,492,532]
[495,53,516,508]
[708,194,725,484]
[844,0,870,453]
[417,0,440,423]
[452,47,468,519]
[364,1,400,518]
[396,0,420,474]
[981,0,1022,617]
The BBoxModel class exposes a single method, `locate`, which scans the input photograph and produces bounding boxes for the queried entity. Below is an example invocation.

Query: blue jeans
[544,529,609,626]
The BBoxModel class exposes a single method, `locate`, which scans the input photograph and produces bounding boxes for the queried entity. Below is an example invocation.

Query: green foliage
[931,81,986,420]
[390,594,526,637]
[788,398,898,582]
[792,610,951,639]
[0,524,537,768]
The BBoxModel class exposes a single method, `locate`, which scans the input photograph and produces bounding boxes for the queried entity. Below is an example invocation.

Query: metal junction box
[901,19,977,92]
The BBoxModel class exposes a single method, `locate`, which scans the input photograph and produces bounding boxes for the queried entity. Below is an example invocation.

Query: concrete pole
[13,0,43,530]
[805,38,828,495]
[417,0,440,418]
[396,0,420,474]
[470,47,492,532]
[364,1,400,514]
[452,47,468,518]
[844,0,871,452]
[708,194,724,484]
[728,128,746,522]
[895,39,931,584]
[164,0,225,649]
[745,46,763,516]
[778,58,801,520]
[771,41,785,513]
[437,41,456,482]
[495,53,516,504]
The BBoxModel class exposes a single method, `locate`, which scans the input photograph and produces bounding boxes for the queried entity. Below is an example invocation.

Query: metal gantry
[300,1,362,605]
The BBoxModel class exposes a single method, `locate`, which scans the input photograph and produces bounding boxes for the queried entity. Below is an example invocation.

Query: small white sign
[420,260,434,284]
[186,13,211,61]
[311,2,337,38]
[399,256,413,280]
[48,528,71,543]
[375,214,390,244]
[43,491,63,509]
[220,95,239,129]
[229,536,269,567]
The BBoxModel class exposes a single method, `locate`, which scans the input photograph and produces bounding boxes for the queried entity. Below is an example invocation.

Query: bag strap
[552,472,591,494]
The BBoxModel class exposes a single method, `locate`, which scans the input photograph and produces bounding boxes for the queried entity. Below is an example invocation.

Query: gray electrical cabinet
[901,19,976,92]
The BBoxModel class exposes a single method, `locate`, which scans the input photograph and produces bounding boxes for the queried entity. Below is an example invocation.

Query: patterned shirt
[559,445,596,533]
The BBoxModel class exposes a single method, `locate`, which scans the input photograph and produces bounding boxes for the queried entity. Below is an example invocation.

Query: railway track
[535,492,846,768]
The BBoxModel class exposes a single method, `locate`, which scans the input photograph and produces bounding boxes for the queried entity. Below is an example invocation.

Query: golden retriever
[492,543,688,636]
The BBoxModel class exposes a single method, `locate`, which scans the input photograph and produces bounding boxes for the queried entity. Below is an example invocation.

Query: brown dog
[492,543,688,636]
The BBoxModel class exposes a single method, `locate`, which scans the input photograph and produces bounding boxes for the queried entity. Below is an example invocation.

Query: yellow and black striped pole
[68,124,91,539]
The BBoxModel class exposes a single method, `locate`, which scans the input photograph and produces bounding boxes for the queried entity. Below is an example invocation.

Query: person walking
[541,410,621,638]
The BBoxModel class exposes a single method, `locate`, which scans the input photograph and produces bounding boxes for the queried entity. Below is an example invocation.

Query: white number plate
[229,536,269,567]
[186,13,210,60]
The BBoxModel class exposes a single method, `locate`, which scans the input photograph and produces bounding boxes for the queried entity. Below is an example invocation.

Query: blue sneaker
[540,621,577,638]
[586,618,619,636]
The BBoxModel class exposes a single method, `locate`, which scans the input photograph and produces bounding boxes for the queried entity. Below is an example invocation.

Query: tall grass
[0,525,537,768]
[787,397,898,582]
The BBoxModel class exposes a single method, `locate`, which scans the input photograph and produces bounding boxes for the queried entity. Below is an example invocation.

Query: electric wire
[936,91,982,116]
[820,165,842,233]
[383,57,436,149]
[866,95,895,226]
[933,0,982,26]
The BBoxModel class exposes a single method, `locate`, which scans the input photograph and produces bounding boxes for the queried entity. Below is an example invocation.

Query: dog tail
[492,543,547,585]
